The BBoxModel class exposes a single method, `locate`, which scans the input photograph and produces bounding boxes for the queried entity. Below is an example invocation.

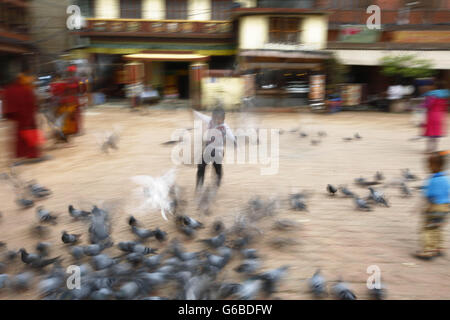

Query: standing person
[194,107,236,190]
[3,71,46,163]
[423,80,450,153]
[415,151,450,260]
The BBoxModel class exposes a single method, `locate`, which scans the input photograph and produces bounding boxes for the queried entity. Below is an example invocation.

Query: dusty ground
[0,106,449,300]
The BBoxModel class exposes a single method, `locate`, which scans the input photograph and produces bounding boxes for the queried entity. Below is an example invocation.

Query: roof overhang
[232,8,330,19]
[239,49,331,60]
[123,51,209,62]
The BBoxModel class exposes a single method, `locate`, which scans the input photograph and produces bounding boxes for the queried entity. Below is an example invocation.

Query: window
[166,0,187,20]
[75,0,95,17]
[269,17,300,44]
[120,0,142,19]
[211,0,233,20]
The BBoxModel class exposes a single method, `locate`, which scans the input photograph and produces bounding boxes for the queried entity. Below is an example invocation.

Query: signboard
[342,84,362,107]
[309,75,325,100]
[338,25,381,43]
[391,31,450,43]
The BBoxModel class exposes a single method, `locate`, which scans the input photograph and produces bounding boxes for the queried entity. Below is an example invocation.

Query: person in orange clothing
[3,70,47,163]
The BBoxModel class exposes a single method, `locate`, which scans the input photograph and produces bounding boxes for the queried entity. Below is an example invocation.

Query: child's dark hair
[212,106,225,118]
[430,151,448,171]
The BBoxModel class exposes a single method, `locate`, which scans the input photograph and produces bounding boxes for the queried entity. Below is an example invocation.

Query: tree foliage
[380,54,436,81]
[324,54,349,90]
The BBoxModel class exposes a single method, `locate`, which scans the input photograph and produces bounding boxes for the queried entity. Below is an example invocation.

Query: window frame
[268,17,301,44]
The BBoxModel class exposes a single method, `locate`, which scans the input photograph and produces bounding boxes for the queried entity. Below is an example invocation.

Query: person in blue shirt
[415,151,450,260]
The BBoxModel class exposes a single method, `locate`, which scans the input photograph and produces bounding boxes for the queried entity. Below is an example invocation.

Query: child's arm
[193,110,211,124]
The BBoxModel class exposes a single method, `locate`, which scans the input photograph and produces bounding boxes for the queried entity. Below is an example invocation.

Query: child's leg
[196,161,207,190]
[213,162,223,187]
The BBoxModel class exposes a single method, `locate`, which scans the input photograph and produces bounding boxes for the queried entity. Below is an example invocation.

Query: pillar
[189,62,208,110]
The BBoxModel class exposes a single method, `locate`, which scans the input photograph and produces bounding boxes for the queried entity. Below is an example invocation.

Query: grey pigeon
[402,169,418,181]
[368,187,389,207]
[16,198,34,209]
[355,197,372,211]
[375,171,384,181]
[61,231,81,244]
[28,181,51,198]
[241,248,259,259]
[68,205,91,219]
[400,182,412,197]
[177,215,204,229]
[289,193,308,211]
[234,279,262,300]
[115,281,140,300]
[198,233,226,248]
[258,265,289,296]
[143,254,163,269]
[36,242,52,257]
[327,184,337,196]
[11,272,34,291]
[91,254,116,270]
[368,285,387,300]
[339,186,354,197]
[332,281,357,300]
[131,225,154,240]
[234,259,260,274]
[153,228,167,242]
[91,288,114,300]
[308,269,327,298]
[70,246,84,260]
[36,206,57,224]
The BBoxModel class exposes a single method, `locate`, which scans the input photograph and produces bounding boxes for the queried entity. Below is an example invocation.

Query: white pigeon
[131,168,177,221]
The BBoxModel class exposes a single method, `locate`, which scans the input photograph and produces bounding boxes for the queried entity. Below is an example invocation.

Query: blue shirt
[424,171,450,204]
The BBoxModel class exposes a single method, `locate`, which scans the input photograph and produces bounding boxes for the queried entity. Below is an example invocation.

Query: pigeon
[232,235,252,250]
[177,215,204,230]
[368,285,387,300]
[318,131,327,137]
[16,198,34,209]
[300,132,308,138]
[115,281,140,300]
[273,219,299,231]
[205,253,230,270]
[311,139,321,146]
[332,281,357,300]
[178,225,196,238]
[368,187,389,207]
[38,276,64,296]
[241,248,259,259]
[234,279,262,300]
[19,248,39,264]
[257,265,289,296]
[131,225,154,240]
[327,184,337,196]
[28,181,51,198]
[211,220,225,234]
[402,169,418,181]
[101,131,120,154]
[198,233,226,249]
[126,253,144,265]
[308,269,327,298]
[153,228,167,242]
[118,241,139,253]
[69,246,84,260]
[11,272,34,291]
[290,194,308,211]
[91,254,117,270]
[36,206,57,224]
[83,242,113,256]
[143,254,163,270]
[354,133,362,139]
[343,137,353,142]
[68,205,91,219]
[217,283,241,299]
[91,288,114,300]
[0,274,9,289]
[375,171,384,181]
[355,177,380,187]
[32,225,50,238]
[339,186,354,198]
[355,197,372,211]
[36,242,52,257]
[61,231,81,245]
[132,244,157,255]
[234,259,260,274]
[269,237,298,249]
[128,215,138,226]
[400,182,412,197]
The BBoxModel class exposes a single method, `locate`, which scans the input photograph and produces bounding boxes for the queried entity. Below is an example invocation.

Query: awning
[123,52,209,62]
[329,49,450,69]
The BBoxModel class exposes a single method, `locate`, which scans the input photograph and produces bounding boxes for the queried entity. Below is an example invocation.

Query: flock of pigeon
[0,125,424,300]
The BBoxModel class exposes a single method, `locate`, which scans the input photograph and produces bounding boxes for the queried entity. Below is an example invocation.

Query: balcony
[75,18,233,39]
[256,0,315,9]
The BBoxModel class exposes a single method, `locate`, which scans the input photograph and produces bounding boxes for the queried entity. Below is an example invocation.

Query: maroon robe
[3,79,41,159]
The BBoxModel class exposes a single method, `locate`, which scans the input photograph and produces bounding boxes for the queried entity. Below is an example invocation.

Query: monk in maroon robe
[3,73,41,160]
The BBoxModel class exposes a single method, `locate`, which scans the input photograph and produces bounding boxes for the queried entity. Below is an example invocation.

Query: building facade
[317,0,450,96]
[0,0,35,85]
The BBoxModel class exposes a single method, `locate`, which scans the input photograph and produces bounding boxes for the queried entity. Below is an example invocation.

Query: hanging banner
[338,25,381,43]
